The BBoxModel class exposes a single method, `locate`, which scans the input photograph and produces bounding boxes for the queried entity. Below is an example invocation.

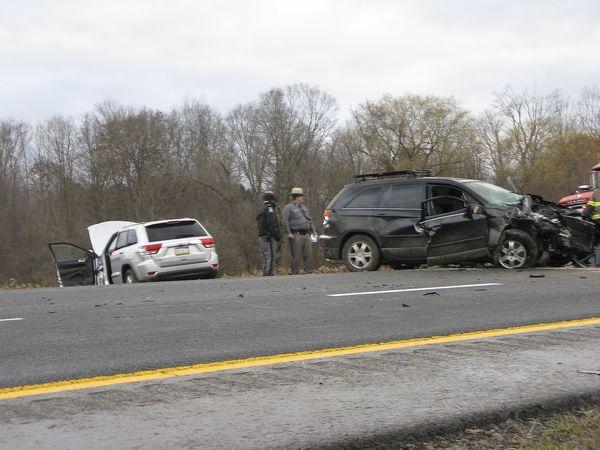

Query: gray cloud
[1,0,599,121]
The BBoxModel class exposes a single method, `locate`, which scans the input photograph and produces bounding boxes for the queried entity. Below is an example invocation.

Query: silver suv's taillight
[200,237,215,248]
[139,243,162,255]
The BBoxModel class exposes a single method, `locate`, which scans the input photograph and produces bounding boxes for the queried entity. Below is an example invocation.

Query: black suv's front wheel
[342,235,381,272]
[493,230,538,269]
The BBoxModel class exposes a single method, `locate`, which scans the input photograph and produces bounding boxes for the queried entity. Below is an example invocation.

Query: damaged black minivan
[319,170,597,271]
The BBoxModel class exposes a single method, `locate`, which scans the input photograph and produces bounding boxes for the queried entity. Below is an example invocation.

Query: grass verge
[330,395,600,449]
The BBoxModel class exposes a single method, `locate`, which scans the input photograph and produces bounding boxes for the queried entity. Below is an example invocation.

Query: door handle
[376,213,387,216]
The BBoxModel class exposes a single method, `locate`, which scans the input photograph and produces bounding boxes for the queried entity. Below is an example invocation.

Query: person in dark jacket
[256,191,281,276]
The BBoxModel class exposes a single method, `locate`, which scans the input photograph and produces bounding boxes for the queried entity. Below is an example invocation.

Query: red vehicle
[559,162,600,210]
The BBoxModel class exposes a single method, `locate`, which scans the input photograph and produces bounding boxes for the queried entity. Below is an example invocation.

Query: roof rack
[353,169,432,182]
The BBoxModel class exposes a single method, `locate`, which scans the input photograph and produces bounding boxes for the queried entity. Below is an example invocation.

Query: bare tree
[578,86,600,137]
[225,103,270,195]
[350,94,471,173]
[0,121,29,269]
[257,83,337,200]
[491,87,564,191]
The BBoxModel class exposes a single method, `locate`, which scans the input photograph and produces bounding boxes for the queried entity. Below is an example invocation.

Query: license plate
[175,246,190,256]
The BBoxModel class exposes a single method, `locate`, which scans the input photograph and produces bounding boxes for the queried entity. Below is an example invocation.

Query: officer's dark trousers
[289,233,312,275]
[258,236,278,276]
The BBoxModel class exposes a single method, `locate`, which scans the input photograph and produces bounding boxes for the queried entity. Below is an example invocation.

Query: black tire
[342,234,381,272]
[493,230,538,269]
[124,269,138,284]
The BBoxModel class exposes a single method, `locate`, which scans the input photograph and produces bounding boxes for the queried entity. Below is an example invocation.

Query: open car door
[48,242,97,287]
[418,197,489,265]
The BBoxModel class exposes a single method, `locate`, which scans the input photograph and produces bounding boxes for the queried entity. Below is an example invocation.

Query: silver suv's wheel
[493,230,538,269]
[342,235,381,272]
[124,269,137,284]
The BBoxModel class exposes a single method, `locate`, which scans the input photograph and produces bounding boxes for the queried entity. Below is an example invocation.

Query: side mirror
[465,204,485,218]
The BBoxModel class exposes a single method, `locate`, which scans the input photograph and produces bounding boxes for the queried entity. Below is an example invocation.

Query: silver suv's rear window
[145,221,207,242]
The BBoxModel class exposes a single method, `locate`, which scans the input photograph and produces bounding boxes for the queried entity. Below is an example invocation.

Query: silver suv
[49,218,219,286]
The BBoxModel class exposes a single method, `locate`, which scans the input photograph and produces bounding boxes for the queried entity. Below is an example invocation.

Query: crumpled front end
[504,195,597,265]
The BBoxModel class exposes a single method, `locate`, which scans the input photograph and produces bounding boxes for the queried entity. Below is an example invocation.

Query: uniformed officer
[282,187,317,275]
[256,190,281,276]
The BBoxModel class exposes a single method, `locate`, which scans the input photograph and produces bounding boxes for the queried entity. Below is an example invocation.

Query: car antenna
[507,176,518,192]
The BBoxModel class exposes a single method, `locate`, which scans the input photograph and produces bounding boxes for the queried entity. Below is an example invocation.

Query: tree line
[1,84,600,284]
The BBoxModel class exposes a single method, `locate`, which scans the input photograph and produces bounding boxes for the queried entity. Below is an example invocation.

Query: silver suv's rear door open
[48,242,97,287]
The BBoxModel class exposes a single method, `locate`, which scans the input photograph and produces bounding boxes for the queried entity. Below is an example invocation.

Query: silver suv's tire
[124,269,137,284]
[342,235,381,272]
[493,230,538,269]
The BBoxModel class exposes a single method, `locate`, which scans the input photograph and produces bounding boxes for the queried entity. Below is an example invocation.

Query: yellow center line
[1,316,599,401]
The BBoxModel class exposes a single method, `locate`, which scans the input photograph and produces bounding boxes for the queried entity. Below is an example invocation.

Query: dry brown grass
[396,398,600,450]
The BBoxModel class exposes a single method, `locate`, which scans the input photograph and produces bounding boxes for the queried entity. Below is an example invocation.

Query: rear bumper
[134,253,220,281]
[153,267,218,281]
[318,235,341,260]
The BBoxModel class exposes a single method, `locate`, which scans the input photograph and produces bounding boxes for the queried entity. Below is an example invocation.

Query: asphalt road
[1,268,600,388]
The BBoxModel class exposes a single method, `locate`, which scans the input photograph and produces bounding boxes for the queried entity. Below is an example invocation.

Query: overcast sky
[1,0,599,121]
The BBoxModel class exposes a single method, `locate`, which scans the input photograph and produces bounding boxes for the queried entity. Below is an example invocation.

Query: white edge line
[328,283,502,297]
[0,318,23,322]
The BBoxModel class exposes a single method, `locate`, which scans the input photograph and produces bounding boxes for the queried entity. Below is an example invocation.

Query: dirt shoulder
[332,395,600,449]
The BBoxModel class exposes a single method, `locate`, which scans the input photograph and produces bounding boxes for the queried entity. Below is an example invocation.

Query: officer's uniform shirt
[282,202,315,234]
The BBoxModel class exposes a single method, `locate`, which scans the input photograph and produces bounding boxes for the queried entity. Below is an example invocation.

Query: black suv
[319,170,540,271]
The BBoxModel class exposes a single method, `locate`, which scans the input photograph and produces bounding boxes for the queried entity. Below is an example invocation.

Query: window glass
[145,220,207,242]
[116,232,129,249]
[107,236,118,253]
[344,188,383,208]
[380,184,423,209]
[51,244,88,262]
[426,184,469,216]
[429,184,467,200]
[127,230,138,246]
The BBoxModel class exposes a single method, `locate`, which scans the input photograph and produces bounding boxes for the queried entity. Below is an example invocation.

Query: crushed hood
[505,194,596,256]
[87,221,136,254]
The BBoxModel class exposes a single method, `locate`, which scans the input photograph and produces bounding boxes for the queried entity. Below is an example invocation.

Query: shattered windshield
[464,181,523,206]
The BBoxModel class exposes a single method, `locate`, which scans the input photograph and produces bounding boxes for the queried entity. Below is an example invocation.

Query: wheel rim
[348,241,372,269]
[498,240,527,269]
[125,273,134,283]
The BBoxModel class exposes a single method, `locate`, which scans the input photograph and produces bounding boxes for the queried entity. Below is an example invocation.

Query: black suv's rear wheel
[342,235,381,272]
[493,230,538,269]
